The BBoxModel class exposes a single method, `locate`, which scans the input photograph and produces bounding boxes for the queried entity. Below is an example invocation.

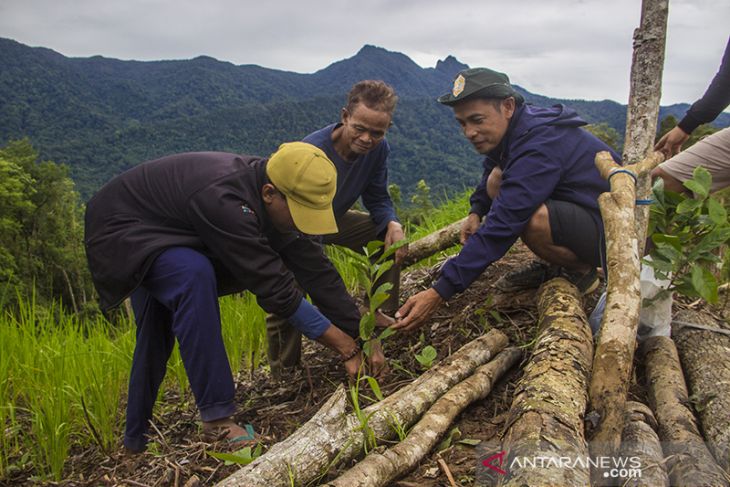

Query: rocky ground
[10,243,728,487]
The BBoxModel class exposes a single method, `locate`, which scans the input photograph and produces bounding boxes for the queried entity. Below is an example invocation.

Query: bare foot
[201,418,251,443]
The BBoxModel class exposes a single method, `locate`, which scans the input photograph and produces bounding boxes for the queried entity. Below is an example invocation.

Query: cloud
[0,0,727,105]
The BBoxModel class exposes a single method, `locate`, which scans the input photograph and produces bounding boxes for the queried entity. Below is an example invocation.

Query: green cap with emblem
[437,67,525,106]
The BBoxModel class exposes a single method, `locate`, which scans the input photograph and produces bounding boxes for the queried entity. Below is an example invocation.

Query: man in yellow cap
[85,142,380,453]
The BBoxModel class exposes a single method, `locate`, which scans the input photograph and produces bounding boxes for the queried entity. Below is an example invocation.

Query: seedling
[415,345,438,369]
[646,167,730,304]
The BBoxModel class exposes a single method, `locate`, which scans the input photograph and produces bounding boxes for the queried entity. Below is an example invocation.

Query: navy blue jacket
[433,103,619,300]
[304,124,398,235]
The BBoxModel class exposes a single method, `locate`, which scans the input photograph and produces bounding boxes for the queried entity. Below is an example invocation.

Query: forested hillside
[1,37,728,200]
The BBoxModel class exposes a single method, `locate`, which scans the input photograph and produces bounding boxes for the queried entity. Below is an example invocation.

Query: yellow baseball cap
[266,142,339,235]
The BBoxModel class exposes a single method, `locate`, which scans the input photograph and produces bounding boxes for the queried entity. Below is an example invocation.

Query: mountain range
[1,37,727,201]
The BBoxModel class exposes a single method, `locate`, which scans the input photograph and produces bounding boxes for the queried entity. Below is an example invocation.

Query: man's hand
[365,339,388,378]
[343,353,364,379]
[460,213,482,244]
[654,126,690,158]
[384,221,408,265]
[392,288,444,332]
[316,324,363,380]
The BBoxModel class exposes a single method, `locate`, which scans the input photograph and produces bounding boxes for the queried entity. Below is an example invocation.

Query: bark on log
[673,309,730,474]
[622,0,667,258]
[498,278,593,487]
[640,336,728,486]
[617,401,669,487]
[588,151,642,474]
[218,328,509,487]
[323,348,522,487]
[401,217,466,269]
[588,151,663,483]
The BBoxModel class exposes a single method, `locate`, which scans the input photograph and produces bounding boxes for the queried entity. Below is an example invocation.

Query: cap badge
[452,74,465,97]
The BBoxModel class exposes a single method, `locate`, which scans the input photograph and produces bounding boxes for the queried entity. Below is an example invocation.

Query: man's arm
[277,234,361,338]
[657,38,730,156]
[678,37,730,134]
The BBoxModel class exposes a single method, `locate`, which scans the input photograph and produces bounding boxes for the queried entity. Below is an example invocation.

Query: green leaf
[691,265,718,304]
[364,376,384,401]
[694,226,730,256]
[684,166,712,198]
[415,345,438,368]
[458,438,482,446]
[437,427,461,451]
[674,279,700,299]
[379,238,408,262]
[207,445,260,465]
[379,327,397,340]
[373,260,394,282]
[676,198,703,215]
[370,292,391,311]
[707,197,728,225]
[360,313,375,341]
[372,282,393,297]
[364,240,384,258]
[651,233,682,251]
[652,243,682,266]
[684,179,709,199]
[362,339,372,357]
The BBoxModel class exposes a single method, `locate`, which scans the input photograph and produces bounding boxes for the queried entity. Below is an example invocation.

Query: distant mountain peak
[435,55,469,77]
[357,44,389,55]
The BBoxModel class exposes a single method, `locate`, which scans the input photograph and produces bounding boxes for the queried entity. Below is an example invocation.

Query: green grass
[0,291,268,482]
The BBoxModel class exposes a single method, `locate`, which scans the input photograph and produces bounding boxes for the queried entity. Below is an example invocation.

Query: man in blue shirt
[393,68,617,331]
[267,80,407,376]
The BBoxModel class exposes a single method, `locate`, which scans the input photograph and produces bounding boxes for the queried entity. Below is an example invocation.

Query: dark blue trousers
[124,247,236,452]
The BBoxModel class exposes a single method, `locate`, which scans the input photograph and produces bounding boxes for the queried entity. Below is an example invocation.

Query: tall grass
[0,291,268,482]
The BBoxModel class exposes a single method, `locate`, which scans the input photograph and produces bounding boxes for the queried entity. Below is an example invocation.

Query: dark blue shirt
[304,124,398,235]
[433,103,619,300]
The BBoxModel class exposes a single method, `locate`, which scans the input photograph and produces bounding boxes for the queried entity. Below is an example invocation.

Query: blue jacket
[304,124,398,235]
[433,103,619,300]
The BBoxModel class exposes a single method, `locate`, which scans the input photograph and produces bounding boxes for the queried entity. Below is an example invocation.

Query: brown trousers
[265,210,401,376]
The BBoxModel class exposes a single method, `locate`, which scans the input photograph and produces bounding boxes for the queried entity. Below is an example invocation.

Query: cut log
[498,278,593,487]
[323,348,522,487]
[587,150,664,483]
[218,328,509,487]
[401,217,466,268]
[640,336,728,485]
[617,401,669,487]
[587,3,668,479]
[673,309,730,474]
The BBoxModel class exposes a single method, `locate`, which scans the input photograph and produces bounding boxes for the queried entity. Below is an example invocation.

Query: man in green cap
[393,67,620,331]
[85,142,383,453]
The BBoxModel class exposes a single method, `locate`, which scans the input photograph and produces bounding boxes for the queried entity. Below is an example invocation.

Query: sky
[0,0,728,107]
